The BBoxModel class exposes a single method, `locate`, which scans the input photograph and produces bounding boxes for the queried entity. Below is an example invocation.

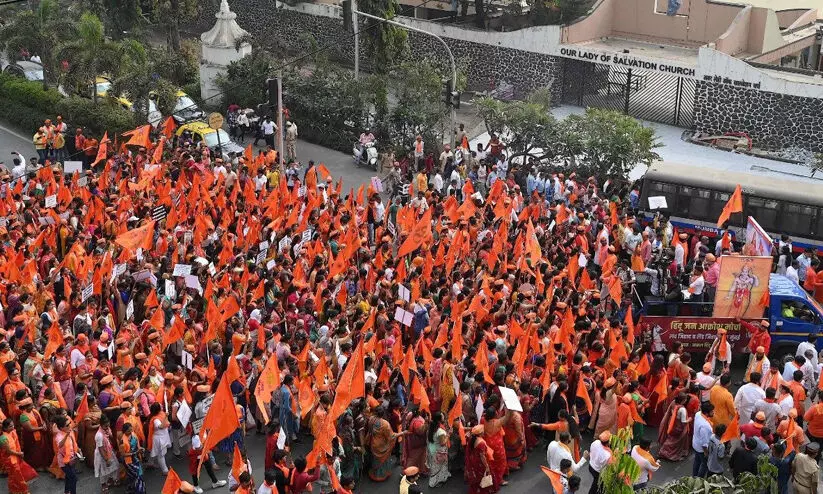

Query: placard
[398,285,411,302]
[648,196,668,210]
[151,205,167,222]
[277,426,287,449]
[259,241,269,252]
[498,386,523,412]
[172,264,192,277]
[136,248,143,263]
[81,284,93,302]
[132,269,157,286]
[387,221,396,237]
[297,185,307,197]
[38,216,55,226]
[184,274,202,294]
[115,263,127,277]
[191,418,204,435]
[126,299,134,320]
[44,194,57,208]
[63,161,83,175]
[77,176,88,187]
[177,400,192,429]
[301,229,312,243]
[393,307,413,326]
[266,259,276,271]
[107,340,115,360]
[165,279,176,300]
[181,350,193,370]
[370,176,383,193]
[278,236,291,252]
[475,396,484,424]
[256,249,267,265]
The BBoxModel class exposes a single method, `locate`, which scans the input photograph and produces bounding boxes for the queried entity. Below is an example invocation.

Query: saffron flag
[329,341,365,422]
[92,132,108,166]
[199,377,240,466]
[161,468,183,494]
[541,466,565,494]
[161,116,177,139]
[123,124,152,148]
[716,184,743,227]
[721,414,740,443]
[396,207,432,258]
[115,220,156,252]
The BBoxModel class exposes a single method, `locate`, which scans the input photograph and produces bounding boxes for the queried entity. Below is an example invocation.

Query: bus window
[816,208,823,237]
[745,197,779,230]
[680,187,711,221]
[647,181,676,212]
[783,203,814,237]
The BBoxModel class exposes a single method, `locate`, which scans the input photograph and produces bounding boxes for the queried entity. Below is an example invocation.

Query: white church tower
[200,0,251,101]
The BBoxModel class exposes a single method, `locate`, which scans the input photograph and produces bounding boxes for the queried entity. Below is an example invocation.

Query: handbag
[480,472,493,489]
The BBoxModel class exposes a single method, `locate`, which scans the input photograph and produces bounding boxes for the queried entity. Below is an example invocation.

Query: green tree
[562,108,661,181]
[0,0,76,87]
[475,87,561,165]
[150,0,201,52]
[55,12,122,101]
[77,0,145,38]
[357,0,408,73]
[640,455,777,494]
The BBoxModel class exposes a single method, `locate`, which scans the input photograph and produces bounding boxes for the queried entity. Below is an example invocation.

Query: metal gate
[561,59,696,128]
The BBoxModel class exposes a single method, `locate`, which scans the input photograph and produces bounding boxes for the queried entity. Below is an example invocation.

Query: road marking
[0,122,30,142]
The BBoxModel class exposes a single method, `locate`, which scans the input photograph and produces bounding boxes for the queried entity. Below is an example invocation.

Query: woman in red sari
[481,407,513,488]
[465,425,495,494]
[502,403,527,471]
[401,408,429,474]
[0,418,38,494]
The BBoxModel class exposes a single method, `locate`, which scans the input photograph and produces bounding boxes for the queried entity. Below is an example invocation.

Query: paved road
[0,121,35,167]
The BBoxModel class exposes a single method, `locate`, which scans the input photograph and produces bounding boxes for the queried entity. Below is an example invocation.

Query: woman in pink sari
[401,408,428,474]
[658,393,692,461]
[481,407,514,488]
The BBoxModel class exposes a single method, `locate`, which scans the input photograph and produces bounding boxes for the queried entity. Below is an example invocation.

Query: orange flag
[397,207,432,258]
[411,375,430,412]
[161,116,177,139]
[199,377,240,463]
[144,289,159,309]
[578,268,594,292]
[163,316,185,349]
[654,372,668,403]
[625,307,636,345]
[329,341,365,422]
[716,184,743,227]
[161,468,183,494]
[254,354,281,423]
[607,276,622,304]
[75,393,89,424]
[448,390,463,425]
[525,219,541,261]
[115,220,156,252]
[576,379,592,414]
[231,444,246,481]
[92,132,108,166]
[721,414,740,442]
[541,466,565,494]
[44,320,64,359]
[400,345,415,384]
[123,124,152,148]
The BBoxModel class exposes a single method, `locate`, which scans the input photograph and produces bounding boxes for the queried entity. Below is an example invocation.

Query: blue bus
[637,162,823,253]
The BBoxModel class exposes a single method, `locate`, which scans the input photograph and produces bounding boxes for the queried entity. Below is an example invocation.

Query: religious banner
[743,216,774,257]
[640,315,762,353]
[712,256,772,319]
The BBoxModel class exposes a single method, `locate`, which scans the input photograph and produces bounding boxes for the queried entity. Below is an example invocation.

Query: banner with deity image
[712,255,772,319]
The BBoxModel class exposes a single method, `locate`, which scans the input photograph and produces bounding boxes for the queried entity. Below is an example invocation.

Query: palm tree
[0,0,76,88]
[55,12,121,102]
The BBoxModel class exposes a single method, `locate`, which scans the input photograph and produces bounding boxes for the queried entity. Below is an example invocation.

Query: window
[645,181,677,211]
[782,203,815,237]
[677,186,712,221]
[744,196,779,230]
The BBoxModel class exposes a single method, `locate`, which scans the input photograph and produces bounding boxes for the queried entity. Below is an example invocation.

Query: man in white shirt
[674,232,688,268]
[546,431,588,472]
[213,159,227,177]
[588,431,613,493]
[692,402,715,478]
[689,265,706,301]
[260,116,276,148]
[797,334,819,369]
[256,470,276,494]
[631,438,660,490]
[786,260,800,284]
[734,376,766,424]
[373,196,385,223]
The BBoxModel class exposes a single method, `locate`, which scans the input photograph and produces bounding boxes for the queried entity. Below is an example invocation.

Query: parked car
[94,76,205,127]
[176,121,244,160]
[3,60,44,82]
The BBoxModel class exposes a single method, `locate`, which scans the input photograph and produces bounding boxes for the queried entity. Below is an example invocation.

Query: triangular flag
[541,466,565,494]
[721,413,740,443]
[716,184,743,227]
[161,468,183,494]
[75,393,89,424]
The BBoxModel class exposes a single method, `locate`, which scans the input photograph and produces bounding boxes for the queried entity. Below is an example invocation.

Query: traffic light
[266,78,277,105]
[342,0,352,32]
[441,78,452,106]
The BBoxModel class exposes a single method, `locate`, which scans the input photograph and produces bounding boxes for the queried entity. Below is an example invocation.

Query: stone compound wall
[195,1,565,99]
[694,80,823,151]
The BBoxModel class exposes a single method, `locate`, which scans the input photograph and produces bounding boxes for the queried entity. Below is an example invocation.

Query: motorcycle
[353,141,378,170]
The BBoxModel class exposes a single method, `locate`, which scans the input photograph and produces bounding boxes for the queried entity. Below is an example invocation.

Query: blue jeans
[692,451,708,478]
[63,464,78,494]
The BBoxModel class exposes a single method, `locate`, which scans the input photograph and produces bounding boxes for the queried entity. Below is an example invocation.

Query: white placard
[266,259,276,271]
[370,176,383,193]
[648,196,668,210]
[177,400,192,429]
[259,241,269,252]
[81,284,93,302]
[38,216,55,226]
[77,176,88,187]
[132,269,157,286]
[475,396,484,424]
[256,249,268,265]
[498,386,523,412]
[297,185,307,197]
[278,236,291,252]
[301,229,312,243]
[165,279,176,300]
[44,194,57,208]
[126,299,134,320]
[184,274,202,294]
[107,340,115,360]
[208,263,217,276]
[191,418,204,435]
[548,220,556,232]
[182,350,193,370]
[393,307,413,326]
[115,263,127,277]
[172,264,192,277]
[277,426,287,449]
[398,285,411,302]
[63,161,83,175]
[136,248,143,262]
[194,257,209,266]
[387,221,396,237]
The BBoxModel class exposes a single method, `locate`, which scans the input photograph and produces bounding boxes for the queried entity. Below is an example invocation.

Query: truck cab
[768,274,823,355]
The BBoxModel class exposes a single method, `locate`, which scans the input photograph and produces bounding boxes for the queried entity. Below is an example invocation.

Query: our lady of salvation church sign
[554,45,697,79]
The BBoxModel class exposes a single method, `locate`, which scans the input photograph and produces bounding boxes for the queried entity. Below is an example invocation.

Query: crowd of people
[0,114,822,494]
